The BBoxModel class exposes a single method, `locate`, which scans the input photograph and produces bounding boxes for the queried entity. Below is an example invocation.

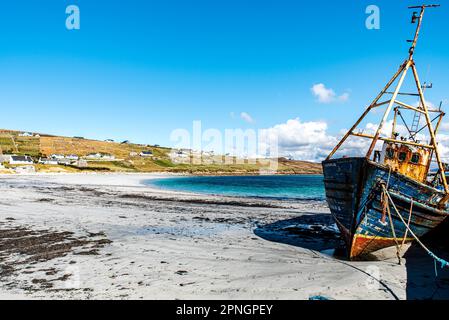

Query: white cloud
[414,100,436,110]
[259,118,449,162]
[259,118,338,162]
[311,84,334,103]
[436,133,449,161]
[339,92,350,102]
[311,83,349,104]
[439,122,449,132]
[260,118,386,162]
[240,112,254,124]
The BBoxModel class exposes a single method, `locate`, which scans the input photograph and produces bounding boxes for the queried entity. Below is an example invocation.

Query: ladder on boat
[410,82,432,139]
[410,111,422,134]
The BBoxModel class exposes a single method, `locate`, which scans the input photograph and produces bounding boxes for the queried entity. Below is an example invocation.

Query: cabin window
[386,148,395,159]
[411,153,420,164]
[398,152,407,162]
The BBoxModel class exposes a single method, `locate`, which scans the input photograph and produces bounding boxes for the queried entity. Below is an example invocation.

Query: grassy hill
[0,129,322,175]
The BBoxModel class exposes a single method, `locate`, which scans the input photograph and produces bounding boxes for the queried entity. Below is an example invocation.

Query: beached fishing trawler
[322,4,449,259]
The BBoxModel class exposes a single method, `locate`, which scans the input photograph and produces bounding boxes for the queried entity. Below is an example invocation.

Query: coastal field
[0,173,448,300]
[0,129,322,175]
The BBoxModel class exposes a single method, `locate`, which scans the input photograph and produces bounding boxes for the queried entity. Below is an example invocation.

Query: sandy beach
[0,173,448,300]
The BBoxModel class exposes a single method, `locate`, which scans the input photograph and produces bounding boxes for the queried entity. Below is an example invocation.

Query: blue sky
[1,0,449,159]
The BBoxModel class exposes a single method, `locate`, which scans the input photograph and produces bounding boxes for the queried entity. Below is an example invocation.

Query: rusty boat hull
[322,157,449,259]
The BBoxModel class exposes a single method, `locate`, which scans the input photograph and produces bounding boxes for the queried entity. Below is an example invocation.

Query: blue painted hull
[322,157,449,259]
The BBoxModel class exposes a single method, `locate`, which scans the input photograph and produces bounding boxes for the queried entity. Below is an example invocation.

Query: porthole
[411,153,420,164]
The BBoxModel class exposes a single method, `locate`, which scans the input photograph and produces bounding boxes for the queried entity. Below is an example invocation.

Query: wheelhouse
[379,142,431,182]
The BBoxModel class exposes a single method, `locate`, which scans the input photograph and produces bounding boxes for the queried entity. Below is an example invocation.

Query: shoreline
[0,173,448,300]
[0,171,324,177]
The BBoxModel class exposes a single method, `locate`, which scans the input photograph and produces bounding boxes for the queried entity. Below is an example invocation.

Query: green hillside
[0,129,322,175]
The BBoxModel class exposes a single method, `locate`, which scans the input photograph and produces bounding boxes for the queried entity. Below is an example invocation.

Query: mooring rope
[381,184,449,271]
[384,191,402,264]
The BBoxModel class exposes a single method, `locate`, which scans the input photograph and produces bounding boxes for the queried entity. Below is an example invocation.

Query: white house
[0,155,12,163]
[66,154,79,160]
[169,150,191,164]
[101,154,115,160]
[74,159,88,168]
[85,153,102,159]
[50,154,65,160]
[139,151,153,157]
[10,156,33,165]
[85,153,115,160]
[202,151,214,157]
[19,132,33,137]
[38,158,58,165]
[58,159,72,166]
[170,149,190,158]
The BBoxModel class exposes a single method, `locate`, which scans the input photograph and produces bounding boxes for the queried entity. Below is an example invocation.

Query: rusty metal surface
[383,143,430,182]
[322,157,449,259]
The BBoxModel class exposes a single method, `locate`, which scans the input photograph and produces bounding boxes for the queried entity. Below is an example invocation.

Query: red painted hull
[349,235,413,259]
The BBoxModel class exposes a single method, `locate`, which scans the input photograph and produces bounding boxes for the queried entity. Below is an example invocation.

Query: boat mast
[326,4,448,193]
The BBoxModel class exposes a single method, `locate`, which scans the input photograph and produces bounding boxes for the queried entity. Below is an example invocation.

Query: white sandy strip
[0,173,446,300]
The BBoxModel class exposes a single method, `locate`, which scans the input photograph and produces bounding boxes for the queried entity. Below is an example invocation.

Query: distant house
[178,150,190,158]
[139,151,153,157]
[169,149,190,164]
[38,158,58,165]
[74,159,88,168]
[74,136,85,140]
[57,159,72,166]
[101,154,115,160]
[105,139,115,143]
[19,132,33,137]
[0,155,12,163]
[50,154,65,160]
[10,156,33,165]
[202,151,214,157]
[85,153,115,161]
[85,153,103,160]
[66,154,79,160]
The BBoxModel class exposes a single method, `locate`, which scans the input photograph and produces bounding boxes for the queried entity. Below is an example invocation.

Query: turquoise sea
[147,175,325,201]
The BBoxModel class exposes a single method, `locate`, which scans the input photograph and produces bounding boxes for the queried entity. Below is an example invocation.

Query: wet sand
[0,173,448,300]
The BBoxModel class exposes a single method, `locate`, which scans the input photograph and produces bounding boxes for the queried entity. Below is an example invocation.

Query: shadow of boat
[404,219,449,300]
[253,213,345,253]
[254,213,449,300]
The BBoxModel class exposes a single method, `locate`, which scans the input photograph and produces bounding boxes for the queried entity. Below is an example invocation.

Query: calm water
[148,175,325,200]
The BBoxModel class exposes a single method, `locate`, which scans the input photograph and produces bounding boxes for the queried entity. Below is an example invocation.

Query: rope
[386,166,392,189]
[384,193,402,264]
[400,200,413,251]
[381,184,449,270]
